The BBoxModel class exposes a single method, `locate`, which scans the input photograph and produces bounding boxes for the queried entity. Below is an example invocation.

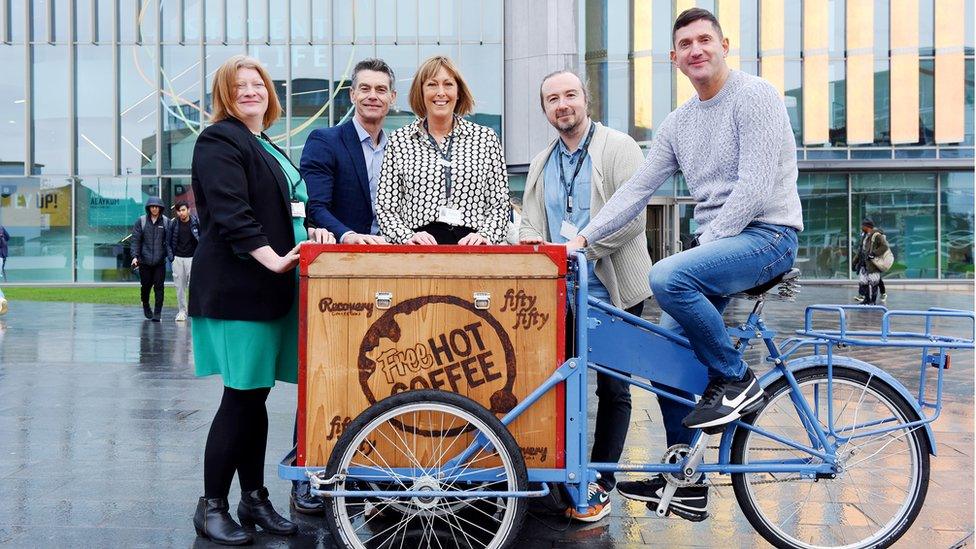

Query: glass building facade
[583,0,974,280]
[0,0,502,282]
[0,0,972,283]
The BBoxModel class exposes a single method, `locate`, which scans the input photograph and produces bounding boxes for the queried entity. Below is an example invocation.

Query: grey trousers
[172,256,193,314]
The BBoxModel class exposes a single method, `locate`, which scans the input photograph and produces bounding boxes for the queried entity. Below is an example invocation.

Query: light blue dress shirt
[352,117,388,236]
[542,130,610,302]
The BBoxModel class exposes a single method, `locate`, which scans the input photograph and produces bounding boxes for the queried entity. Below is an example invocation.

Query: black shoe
[616,476,709,522]
[152,306,162,322]
[291,482,325,515]
[238,486,297,536]
[682,369,765,432]
[193,496,254,546]
[143,303,153,319]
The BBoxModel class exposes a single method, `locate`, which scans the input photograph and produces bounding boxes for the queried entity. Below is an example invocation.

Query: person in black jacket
[166,201,200,322]
[188,54,333,545]
[130,196,169,321]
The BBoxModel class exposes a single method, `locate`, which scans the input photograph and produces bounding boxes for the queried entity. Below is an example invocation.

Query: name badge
[559,220,579,240]
[291,201,306,218]
[437,206,463,226]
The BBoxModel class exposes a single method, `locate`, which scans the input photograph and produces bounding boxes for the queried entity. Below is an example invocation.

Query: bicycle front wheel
[323,390,528,549]
[731,366,930,549]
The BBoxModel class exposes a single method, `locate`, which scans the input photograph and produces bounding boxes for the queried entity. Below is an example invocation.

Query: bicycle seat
[742,268,801,296]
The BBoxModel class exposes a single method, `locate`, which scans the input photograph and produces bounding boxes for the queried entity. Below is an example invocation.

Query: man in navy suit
[302,58,397,245]
[292,58,396,515]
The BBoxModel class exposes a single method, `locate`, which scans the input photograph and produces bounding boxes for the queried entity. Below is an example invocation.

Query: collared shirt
[542,124,609,300]
[375,116,510,244]
[352,116,388,236]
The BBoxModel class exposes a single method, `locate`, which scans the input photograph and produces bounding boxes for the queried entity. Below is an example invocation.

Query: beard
[555,115,581,134]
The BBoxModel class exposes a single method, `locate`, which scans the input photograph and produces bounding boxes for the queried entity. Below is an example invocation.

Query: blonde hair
[408,56,475,118]
[210,55,282,129]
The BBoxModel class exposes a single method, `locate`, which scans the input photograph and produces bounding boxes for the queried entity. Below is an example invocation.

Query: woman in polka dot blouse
[375,55,510,245]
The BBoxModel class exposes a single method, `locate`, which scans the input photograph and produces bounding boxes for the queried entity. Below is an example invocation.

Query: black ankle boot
[193,496,253,545]
[142,303,153,319]
[238,487,297,536]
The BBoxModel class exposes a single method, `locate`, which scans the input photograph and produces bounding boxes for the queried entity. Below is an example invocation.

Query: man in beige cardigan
[520,70,653,523]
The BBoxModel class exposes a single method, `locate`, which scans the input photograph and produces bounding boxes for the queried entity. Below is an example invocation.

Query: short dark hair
[672,7,724,46]
[174,201,189,210]
[351,58,396,90]
[538,69,589,111]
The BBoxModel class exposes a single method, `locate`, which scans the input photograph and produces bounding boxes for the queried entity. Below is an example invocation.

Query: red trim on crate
[299,243,568,275]
[554,274,567,468]
[297,274,309,467]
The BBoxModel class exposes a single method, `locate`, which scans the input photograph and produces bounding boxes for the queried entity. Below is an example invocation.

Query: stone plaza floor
[0,285,972,548]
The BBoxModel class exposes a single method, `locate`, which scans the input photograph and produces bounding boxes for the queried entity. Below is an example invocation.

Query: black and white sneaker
[682,368,765,432]
[616,476,709,522]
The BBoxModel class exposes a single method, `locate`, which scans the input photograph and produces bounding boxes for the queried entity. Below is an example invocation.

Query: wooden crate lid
[301,244,567,279]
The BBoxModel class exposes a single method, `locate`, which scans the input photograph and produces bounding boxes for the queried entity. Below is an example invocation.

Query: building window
[0,177,73,282]
[797,173,849,279]
[941,171,975,278]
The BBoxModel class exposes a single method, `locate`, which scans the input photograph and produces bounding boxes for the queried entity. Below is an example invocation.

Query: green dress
[192,135,309,389]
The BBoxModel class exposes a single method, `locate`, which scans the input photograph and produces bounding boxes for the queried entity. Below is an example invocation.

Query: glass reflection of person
[375,56,510,245]
[187,55,334,545]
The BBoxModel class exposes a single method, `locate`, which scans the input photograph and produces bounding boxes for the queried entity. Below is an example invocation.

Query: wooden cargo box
[298,245,567,469]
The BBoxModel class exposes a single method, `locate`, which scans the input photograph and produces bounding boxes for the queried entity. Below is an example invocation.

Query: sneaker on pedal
[565,482,611,523]
[617,476,708,522]
[682,368,764,432]
[880,293,887,303]
[853,295,865,303]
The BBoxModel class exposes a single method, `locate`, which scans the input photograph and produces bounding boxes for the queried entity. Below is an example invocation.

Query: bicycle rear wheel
[731,366,930,549]
[323,390,528,549]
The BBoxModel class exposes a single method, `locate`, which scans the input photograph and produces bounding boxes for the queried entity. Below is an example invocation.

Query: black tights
[204,386,271,498]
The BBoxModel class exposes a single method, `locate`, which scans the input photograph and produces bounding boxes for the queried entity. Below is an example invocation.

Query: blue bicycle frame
[282,252,973,514]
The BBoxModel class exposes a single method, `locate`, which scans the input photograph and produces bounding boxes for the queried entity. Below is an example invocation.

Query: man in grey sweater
[521,70,652,523]
[566,8,803,520]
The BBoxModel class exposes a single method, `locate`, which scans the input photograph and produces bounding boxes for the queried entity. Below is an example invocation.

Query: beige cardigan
[519,122,652,309]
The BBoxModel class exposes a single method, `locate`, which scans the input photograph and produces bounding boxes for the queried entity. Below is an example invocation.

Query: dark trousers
[567,300,644,491]
[139,262,165,313]
[414,222,476,245]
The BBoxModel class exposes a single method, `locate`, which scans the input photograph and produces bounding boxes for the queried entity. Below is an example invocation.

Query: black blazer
[188,117,299,321]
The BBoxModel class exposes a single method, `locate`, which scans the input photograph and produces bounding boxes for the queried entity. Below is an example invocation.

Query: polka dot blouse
[375,116,510,244]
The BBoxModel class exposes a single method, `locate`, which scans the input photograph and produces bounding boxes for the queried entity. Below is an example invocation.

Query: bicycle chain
[674,446,830,488]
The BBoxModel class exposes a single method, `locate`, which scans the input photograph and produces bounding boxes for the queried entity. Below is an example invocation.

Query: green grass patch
[3,286,178,307]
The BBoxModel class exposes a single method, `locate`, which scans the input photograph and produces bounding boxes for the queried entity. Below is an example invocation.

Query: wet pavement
[0,285,972,548]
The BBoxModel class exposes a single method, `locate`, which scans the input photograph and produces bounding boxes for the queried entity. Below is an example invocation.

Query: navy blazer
[301,120,377,239]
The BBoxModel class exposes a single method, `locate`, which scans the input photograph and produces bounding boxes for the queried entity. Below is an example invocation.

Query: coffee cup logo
[357,295,518,437]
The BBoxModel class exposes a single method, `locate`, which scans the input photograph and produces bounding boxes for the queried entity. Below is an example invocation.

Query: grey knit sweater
[580,70,803,246]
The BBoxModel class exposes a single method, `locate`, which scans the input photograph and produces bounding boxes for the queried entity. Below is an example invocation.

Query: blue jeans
[649,223,797,446]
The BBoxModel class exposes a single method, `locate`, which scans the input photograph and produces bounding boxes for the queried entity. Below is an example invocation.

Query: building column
[503,0,578,167]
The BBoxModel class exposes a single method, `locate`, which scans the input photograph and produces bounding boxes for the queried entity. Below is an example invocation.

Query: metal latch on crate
[473,292,491,310]
[375,292,393,309]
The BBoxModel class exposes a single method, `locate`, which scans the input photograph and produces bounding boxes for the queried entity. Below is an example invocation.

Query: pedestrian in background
[853,217,891,305]
[188,54,333,545]
[375,55,510,245]
[0,223,9,280]
[167,201,199,322]
[130,197,169,322]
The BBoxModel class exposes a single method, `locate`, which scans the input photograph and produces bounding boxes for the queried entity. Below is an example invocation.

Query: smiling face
[422,67,458,120]
[233,67,269,124]
[350,69,396,125]
[540,72,588,134]
[670,18,729,86]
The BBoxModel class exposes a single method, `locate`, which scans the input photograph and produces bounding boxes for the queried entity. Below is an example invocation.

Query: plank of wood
[307,252,560,278]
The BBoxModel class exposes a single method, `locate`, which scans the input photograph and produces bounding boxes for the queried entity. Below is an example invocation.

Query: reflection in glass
[941,171,974,278]
[0,177,73,281]
[32,45,70,175]
[161,46,203,174]
[0,45,26,172]
[77,44,115,175]
[459,44,503,137]
[919,59,935,145]
[796,173,849,279]
[290,45,332,160]
[121,45,158,174]
[784,60,802,145]
[852,172,938,279]
[75,177,157,282]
